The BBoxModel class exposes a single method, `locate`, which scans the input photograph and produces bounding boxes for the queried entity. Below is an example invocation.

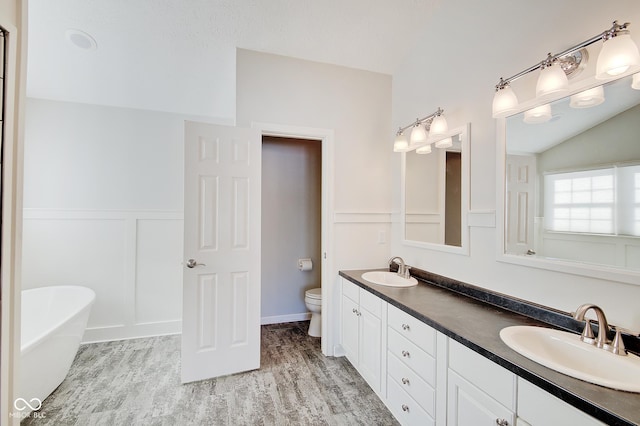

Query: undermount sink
[500,325,640,393]
[361,271,418,288]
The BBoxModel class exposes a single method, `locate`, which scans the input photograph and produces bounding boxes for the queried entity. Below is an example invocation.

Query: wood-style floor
[22,322,398,425]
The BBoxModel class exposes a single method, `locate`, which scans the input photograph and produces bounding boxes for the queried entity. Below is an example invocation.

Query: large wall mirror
[499,73,640,284]
[402,124,470,254]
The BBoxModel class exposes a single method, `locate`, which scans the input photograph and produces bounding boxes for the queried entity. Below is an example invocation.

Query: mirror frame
[496,73,640,285]
[401,123,470,255]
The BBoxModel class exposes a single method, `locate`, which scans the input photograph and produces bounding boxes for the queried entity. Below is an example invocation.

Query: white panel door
[506,155,536,255]
[182,121,261,383]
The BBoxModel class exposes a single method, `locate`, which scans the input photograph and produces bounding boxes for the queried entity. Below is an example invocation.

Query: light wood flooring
[22,321,398,425]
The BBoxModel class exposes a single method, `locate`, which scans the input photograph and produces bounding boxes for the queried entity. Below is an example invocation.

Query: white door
[181,121,261,383]
[505,155,536,255]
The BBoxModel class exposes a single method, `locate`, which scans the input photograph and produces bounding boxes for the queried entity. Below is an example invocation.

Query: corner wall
[236,49,393,352]
[391,0,640,330]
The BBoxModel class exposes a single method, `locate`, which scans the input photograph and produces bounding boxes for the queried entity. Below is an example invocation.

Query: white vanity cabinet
[385,304,438,426]
[341,278,386,393]
[516,378,605,426]
[447,339,516,426]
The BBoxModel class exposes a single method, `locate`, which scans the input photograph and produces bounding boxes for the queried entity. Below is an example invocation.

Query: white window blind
[544,164,640,237]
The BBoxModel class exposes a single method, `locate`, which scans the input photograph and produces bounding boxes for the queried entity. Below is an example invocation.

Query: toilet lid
[305,288,322,299]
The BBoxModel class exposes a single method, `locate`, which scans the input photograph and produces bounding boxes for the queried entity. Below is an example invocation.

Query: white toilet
[304,288,322,337]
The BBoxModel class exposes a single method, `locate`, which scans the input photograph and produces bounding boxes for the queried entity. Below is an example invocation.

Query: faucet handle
[610,327,627,356]
[580,319,595,344]
[403,266,411,279]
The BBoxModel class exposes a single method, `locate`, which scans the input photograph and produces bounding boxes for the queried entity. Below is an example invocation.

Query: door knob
[186,259,205,268]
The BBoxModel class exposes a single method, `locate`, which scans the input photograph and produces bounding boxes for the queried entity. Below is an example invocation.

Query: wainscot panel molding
[333,212,393,223]
[22,209,184,343]
[468,210,496,228]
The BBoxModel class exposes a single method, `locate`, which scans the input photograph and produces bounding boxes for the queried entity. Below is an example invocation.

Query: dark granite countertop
[339,269,640,426]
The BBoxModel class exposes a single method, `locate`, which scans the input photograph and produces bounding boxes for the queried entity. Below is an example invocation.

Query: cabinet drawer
[342,279,360,303]
[448,339,516,410]
[388,352,435,416]
[387,376,435,426]
[388,328,436,385]
[360,289,383,318]
[388,303,436,355]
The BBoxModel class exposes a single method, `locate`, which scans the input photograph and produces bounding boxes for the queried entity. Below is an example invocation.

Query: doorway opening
[261,136,322,333]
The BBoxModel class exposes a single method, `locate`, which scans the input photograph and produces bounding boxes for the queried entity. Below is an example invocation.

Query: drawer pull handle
[401,377,410,385]
[401,404,409,412]
[401,350,410,358]
[495,419,509,426]
[402,323,410,331]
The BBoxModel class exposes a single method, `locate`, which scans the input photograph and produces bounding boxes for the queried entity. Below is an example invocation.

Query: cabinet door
[448,371,515,426]
[517,378,604,425]
[341,295,359,366]
[359,306,382,391]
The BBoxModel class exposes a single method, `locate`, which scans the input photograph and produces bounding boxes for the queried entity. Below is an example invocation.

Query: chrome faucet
[573,304,614,350]
[389,256,411,279]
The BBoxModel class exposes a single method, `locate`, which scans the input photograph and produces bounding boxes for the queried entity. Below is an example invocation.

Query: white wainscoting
[22,209,184,343]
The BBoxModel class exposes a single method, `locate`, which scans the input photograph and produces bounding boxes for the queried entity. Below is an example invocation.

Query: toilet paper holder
[298,258,313,271]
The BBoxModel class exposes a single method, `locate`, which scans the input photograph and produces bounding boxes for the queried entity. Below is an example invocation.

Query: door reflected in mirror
[504,73,640,272]
[402,124,469,252]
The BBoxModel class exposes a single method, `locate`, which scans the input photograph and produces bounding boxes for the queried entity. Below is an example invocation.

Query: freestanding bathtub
[20,286,95,408]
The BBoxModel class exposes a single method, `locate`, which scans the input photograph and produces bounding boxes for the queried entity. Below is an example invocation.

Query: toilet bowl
[304,288,322,337]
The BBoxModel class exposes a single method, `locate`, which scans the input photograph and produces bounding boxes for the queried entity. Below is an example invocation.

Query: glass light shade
[429,114,448,139]
[536,62,569,97]
[435,137,453,149]
[410,124,428,145]
[492,85,519,117]
[596,33,640,79]
[570,86,605,108]
[633,73,640,90]
[393,133,409,152]
[523,104,552,124]
[416,144,432,154]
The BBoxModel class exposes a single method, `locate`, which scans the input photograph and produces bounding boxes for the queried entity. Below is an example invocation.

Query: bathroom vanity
[338,269,640,426]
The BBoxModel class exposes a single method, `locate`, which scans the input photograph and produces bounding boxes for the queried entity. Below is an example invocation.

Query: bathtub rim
[21,285,96,354]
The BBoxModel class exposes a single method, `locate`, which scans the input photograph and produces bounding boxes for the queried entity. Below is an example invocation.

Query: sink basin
[500,326,640,392]
[361,271,418,288]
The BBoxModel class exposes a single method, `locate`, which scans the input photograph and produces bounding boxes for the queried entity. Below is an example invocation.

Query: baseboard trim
[261,312,311,325]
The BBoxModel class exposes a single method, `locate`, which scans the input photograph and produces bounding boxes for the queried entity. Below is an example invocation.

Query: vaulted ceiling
[27,0,442,117]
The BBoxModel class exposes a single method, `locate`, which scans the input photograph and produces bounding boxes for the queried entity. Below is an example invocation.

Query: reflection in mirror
[505,73,640,272]
[403,125,469,252]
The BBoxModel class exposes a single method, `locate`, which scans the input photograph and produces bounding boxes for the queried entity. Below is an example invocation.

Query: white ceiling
[27,0,441,117]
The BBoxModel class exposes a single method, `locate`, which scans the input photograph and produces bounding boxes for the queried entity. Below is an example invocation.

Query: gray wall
[262,137,321,320]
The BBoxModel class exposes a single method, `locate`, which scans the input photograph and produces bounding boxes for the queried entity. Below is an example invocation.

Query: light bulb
[523,104,552,124]
[536,61,569,97]
[633,73,640,90]
[435,137,453,149]
[416,144,432,154]
[492,85,519,117]
[410,123,428,145]
[596,33,640,79]
[393,133,409,152]
[570,86,605,108]
[429,114,448,139]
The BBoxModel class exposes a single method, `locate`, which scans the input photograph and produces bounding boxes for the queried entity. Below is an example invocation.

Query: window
[544,165,640,237]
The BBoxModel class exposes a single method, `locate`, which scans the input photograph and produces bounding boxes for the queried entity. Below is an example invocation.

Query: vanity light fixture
[393,107,448,153]
[435,137,453,149]
[416,144,432,154]
[536,54,569,98]
[570,85,605,108]
[492,20,640,117]
[523,104,552,124]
